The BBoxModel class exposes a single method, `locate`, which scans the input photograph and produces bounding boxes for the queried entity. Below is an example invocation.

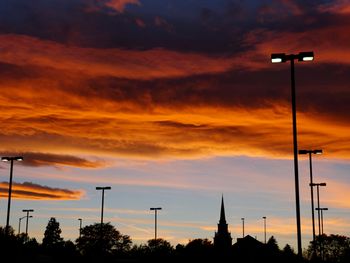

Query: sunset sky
[0,0,349,250]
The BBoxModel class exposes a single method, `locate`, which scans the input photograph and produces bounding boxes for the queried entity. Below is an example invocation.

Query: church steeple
[220,194,227,224]
[214,195,232,250]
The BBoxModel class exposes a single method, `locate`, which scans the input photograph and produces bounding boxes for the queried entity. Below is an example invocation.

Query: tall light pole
[241,218,245,238]
[271,51,314,256]
[18,215,31,235]
[95,186,111,226]
[299,149,322,244]
[2,156,23,234]
[78,218,83,239]
[150,207,162,240]
[315,208,328,235]
[311,182,326,236]
[22,209,34,238]
[262,216,267,244]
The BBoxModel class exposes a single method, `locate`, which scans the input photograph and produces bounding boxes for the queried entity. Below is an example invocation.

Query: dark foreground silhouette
[1,220,349,263]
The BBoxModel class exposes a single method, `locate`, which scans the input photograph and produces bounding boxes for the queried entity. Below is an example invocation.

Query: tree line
[1,217,349,263]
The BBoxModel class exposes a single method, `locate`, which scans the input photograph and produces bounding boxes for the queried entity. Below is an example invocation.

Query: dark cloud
[0,0,347,54]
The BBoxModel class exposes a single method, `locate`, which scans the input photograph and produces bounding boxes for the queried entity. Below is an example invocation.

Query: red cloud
[105,0,141,13]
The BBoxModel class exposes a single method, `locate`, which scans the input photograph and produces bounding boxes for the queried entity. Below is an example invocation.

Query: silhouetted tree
[282,244,298,263]
[42,217,63,249]
[76,222,131,257]
[267,235,279,252]
[306,234,350,263]
[147,238,174,254]
[185,238,214,260]
[283,243,295,255]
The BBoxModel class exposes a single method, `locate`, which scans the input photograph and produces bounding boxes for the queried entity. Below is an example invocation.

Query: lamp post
[78,218,83,239]
[18,215,32,235]
[262,216,267,244]
[315,208,328,235]
[271,51,314,256]
[241,218,245,238]
[150,207,162,240]
[2,156,23,234]
[95,186,111,225]
[299,149,322,244]
[311,183,326,236]
[316,207,328,261]
[22,209,34,238]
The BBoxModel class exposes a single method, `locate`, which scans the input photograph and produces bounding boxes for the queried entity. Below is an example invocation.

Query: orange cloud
[0,181,84,200]
[0,34,348,161]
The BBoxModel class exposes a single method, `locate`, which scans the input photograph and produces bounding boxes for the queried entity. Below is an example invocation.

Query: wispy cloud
[0,181,84,200]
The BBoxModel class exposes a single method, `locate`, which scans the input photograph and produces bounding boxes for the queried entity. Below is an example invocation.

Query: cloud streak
[0,152,105,168]
[0,181,84,200]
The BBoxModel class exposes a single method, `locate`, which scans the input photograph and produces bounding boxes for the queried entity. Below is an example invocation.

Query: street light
[150,207,162,240]
[2,156,23,234]
[95,186,111,226]
[315,208,328,235]
[299,149,323,244]
[271,51,314,256]
[18,215,32,235]
[78,218,83,239]
[241,218,245,238]
[310,183,326,236]
[262,216,267,244]
[22,209,34,238]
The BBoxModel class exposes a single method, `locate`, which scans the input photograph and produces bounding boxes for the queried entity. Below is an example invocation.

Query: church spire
[220,194,226,224]
[214,194,232,249]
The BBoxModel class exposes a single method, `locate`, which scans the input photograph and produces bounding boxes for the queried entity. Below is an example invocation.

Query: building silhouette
[214,195,232,250]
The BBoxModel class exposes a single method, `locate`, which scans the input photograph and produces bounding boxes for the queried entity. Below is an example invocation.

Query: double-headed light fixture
[271,52,314,63]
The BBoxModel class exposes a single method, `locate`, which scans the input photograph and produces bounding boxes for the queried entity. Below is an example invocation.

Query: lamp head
[313,149,323,154]
[298,51,314,62]
[298,150,309,155]
[320,183,327,186]
[96,186,111,190]
[271,53,286,63]
[150,207,162,211]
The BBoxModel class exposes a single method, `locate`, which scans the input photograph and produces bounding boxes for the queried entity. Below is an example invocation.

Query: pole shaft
[317,186,321,236]
[290,58,302,256]
[321,210,324,235]
[18,218,21,235]
[264,218,266,244]
[6,160,14,234]
[25,211,29,237]
[101,189,104,225]
[309,153,316,246]
[155,210,157,240]
[242,219,245,238]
